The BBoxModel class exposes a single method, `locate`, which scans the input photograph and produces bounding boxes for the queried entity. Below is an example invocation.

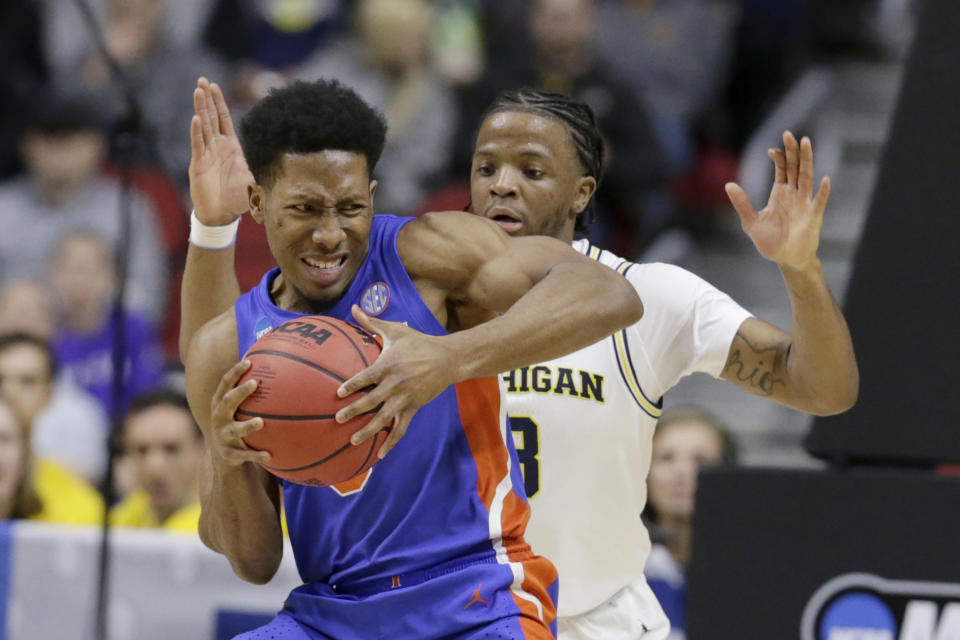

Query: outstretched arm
[185,313,283,584]
[721,131,858,415]
[337,212,645,457]
[180,77,251,362]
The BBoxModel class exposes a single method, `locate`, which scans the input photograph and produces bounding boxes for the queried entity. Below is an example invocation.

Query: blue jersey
[233,215,557,639]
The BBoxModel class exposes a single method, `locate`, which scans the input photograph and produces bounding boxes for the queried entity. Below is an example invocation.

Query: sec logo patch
[361,282,390,316]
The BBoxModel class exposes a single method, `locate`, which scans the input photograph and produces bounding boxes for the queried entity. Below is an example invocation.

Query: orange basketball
[235,316,385,486]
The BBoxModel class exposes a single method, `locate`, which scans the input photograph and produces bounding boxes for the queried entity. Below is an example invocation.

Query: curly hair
[477,88,605,234]
[240,79,388,186]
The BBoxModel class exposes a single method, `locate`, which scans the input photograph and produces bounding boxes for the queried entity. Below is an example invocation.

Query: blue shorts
[234,555,559,640]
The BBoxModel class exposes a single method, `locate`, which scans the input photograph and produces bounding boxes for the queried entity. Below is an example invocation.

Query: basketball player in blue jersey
[181,79,643,639]
[183,78,858,639]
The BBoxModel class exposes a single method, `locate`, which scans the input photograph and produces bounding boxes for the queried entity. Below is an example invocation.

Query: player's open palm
[189,77,254,226]
[724,131,832,272]
[336,306,458,460]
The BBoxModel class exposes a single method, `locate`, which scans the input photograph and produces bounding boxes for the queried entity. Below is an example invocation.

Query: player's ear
[249,184,265,224]
[368,179,377,210]
[572,176,597,215]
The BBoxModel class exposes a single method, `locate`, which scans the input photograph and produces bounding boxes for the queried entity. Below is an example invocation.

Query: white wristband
[189,210,240,249]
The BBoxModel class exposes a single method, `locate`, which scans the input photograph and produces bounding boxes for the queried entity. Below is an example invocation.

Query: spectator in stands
[202,0,347,107]
[44,0,218,73]
[642,406,738,639]
[0,89,167,323]
[110,390,203,533]
[49,230,165,421]
[430,0,484,88]
[296,0,456,215]
[0,279,56,340]
[0,0,47,180]
[725,0,816,147]
[0,331,108,485]
[0,393,103,525]
[594,0,739,174]
[58,0,228,188]
[450,0,669,255]
[0,397,41,521]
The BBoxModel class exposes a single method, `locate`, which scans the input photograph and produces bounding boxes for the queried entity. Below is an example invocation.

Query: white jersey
[504,240,752,618]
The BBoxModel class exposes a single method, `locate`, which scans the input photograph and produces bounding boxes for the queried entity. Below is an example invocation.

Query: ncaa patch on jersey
[361,282,390,316]
[254,316,273,340]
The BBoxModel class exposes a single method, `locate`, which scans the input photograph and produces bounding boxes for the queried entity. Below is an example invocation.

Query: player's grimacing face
[471,111,593,241]
[251,151,375,312]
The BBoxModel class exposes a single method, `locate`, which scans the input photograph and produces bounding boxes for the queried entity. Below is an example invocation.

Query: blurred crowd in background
[0,0,895,630]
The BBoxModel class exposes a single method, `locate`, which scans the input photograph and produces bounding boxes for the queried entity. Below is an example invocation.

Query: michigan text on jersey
[502,366,604,403]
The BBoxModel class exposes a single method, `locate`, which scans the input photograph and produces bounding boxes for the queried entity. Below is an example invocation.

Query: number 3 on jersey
[509,416,540,498]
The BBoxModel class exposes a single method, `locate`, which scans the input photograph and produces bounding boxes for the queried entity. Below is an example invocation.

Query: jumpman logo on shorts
[464,584,490,609]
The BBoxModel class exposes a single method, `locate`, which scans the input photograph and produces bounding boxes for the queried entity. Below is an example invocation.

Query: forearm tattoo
[724,331,785,396]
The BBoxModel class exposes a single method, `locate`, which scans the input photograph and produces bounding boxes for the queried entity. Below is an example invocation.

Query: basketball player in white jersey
[181,80,858,639]
[468,89,856,639]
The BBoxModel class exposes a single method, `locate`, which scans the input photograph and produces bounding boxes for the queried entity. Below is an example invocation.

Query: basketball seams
[262,441,354,473]
[236,407,379,421]
[260,427,393,477]
[309,317,378,368]
[236,409,337,421]
[246,348,347,383]
[349,427,392,479]
[239,316,385,487]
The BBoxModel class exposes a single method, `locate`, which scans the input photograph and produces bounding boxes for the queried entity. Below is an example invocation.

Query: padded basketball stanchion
[806,0,960,466]
[689,2,960,637]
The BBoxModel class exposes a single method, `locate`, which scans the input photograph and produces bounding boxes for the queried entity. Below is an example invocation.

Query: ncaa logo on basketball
[801,573,960,640]
[361,282,390,316]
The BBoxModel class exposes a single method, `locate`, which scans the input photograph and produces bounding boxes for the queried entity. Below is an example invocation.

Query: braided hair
[477,88,604,233]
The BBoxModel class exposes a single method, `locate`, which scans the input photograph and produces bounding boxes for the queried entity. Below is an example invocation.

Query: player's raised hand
[189,77,254,226]
[724,131,832,272]
[336,305,457,459]
[208,359,271,468]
